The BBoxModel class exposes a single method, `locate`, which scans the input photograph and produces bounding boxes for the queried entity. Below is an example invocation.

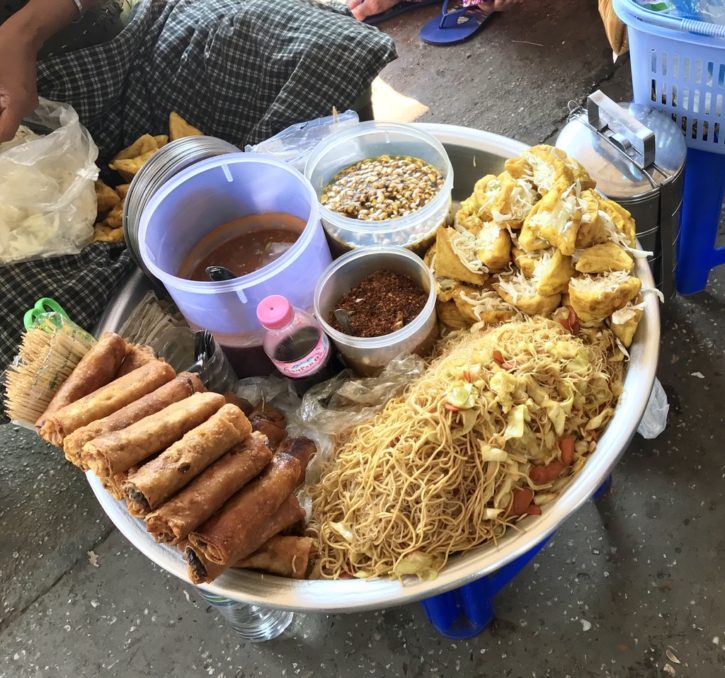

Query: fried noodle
[308,318,624,580]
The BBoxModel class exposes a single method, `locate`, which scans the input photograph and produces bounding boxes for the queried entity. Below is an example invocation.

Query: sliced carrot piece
[559,435,576,465]
[530,459,565,484]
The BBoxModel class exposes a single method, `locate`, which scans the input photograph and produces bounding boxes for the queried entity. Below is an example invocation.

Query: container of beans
[314,246,438,376]
[304,122,453,255]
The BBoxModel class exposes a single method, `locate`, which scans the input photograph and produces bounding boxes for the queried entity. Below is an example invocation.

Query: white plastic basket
[614,0,725,153]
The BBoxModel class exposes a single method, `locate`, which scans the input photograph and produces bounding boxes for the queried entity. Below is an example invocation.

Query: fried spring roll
[185,495,304,584]
[223,393,254,415]
[116,344,157,377]
[236,536,313,579]
[145,431,272,543]
[36,332,128,429]
[63,372,204,469]
[122,404,252,512]
[187,437,315,565]
[104,463,142,500]
[40,360,175,447]
[250,418,287,450]
[251,404,286,428]
[84,392,225,479]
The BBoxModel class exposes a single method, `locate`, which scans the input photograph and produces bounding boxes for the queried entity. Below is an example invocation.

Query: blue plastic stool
[677,149,725,295]
[421,475,612,639]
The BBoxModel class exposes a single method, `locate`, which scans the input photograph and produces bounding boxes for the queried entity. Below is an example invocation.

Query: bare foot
[347,0,401,21]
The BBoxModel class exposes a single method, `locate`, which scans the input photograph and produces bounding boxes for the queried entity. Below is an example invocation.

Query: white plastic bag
[636,377,670,439]
[245,110,359,171]
[0,98,99,264]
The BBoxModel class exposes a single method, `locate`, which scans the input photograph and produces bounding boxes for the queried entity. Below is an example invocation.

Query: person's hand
[0,23,40,142]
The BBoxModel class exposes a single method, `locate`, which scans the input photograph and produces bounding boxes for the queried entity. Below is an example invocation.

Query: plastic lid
[256,295,294,329]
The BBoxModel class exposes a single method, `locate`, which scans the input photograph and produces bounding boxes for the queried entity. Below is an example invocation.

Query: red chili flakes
[330,269,428,338]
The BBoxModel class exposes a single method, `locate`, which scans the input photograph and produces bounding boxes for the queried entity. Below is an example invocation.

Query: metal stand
[421,475,613,639]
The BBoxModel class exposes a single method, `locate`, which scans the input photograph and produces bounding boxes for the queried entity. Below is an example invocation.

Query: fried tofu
[473,174,501,219]
[575,241,634,274]
[103,203,123,230]
[475,221,511,272]
[436,277,467,303]
[113,134,158,161]
[505,145,595,196]
[517,220,551,252]
[531,248,574,296]
[568,271,642,322]
[109,149,157,181]
[95,180,120,215]
[561,153,596,191]
[437,300,469,330]
[493,272,561,317]
[115,183,130,200]
[598,198,637,248]
[423,243,436,270]
[512,246,539,277]
[522,181,582,255]
[169,112,204,140]
[489,172,539,230]
[435,227,488,286]
[453,285,518,326]
[608,300,644,348]
[455,194,484,233]
[575,189,610,250]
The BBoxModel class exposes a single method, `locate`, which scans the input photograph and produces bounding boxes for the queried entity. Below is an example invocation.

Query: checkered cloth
[1,0,395,383]
[36,0,396,160]
[0,243,133,373]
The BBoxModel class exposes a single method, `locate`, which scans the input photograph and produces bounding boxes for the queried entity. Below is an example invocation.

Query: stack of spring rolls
[35,331,316,584]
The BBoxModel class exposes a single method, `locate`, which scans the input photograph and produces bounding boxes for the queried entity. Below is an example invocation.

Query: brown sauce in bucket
[179,213,303,281]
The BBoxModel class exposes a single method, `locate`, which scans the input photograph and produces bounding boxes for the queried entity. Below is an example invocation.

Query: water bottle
[256,295,335,395]
[197,591,293,642]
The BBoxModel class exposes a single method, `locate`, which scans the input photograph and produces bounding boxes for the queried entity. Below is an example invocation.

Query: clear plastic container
[304,122,454,256]
[197,590,293,641]
[314,247,438,376]
[137,153,332,376]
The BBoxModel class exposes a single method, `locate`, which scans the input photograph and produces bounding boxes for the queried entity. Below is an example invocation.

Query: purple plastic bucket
[138,153,332,348]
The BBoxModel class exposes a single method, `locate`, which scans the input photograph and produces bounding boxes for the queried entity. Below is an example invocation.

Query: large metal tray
[91,124,660,612]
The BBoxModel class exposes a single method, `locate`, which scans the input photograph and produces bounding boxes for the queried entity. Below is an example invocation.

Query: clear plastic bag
[0,98,99,264]
[636,377,670,439]
[245,110,359,171]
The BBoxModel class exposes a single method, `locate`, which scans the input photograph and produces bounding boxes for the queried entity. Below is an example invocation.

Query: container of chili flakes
[304,122,453,256]
[314,246,437,376]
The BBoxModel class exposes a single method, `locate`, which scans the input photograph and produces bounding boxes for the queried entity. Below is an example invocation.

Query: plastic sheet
[636,377,669,439]
[635,0,725,23]
[244,110,359,171]
[0,98,99,263]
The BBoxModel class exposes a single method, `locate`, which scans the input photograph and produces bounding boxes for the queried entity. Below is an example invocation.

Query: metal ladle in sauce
[205,265,236,282]
[333,308,354,335]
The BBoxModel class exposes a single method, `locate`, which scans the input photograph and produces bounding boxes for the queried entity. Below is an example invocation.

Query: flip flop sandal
[364,0,441,25]
[419,0,495,45]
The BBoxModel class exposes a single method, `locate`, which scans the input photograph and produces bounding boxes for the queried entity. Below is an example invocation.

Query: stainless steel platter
[91,124,660,612]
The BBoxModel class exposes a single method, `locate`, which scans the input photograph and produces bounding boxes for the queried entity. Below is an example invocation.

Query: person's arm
[0,0,100,141]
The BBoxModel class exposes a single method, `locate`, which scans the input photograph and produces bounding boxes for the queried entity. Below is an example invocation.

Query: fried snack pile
[427,145,646,348]
[92,113,204,243]
[28,332,315,583]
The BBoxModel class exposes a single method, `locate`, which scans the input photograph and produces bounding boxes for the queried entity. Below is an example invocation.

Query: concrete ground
[2,1,725,676]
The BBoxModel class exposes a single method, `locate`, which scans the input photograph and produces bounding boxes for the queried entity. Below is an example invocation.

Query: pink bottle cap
[256,295,294,330]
